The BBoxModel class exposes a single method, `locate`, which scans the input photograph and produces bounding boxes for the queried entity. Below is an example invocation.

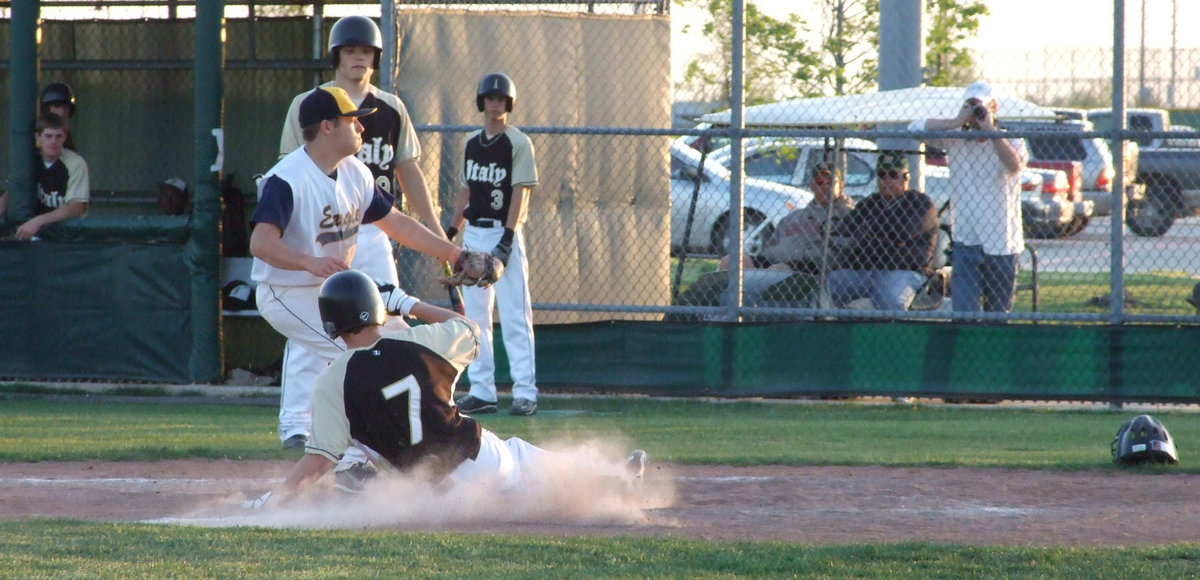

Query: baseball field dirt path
[3,459,1199,546]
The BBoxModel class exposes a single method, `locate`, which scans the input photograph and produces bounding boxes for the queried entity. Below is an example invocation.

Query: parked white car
[670,140,812,258]
[702,136,1091,239]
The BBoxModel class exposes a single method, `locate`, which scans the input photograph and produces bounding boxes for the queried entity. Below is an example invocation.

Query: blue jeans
[828,269,927,311]
[950,242,1019,313]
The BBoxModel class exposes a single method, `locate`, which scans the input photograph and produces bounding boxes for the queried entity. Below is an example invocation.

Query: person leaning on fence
[907,81,1028,313]
[5,114,90,241]
[719,163,855,273]
[826,152,938,311]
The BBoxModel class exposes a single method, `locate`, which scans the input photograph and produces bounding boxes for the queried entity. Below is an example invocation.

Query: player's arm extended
[14,200,87,240]
[409,300,469,325]
[257,452,335,508]
[375,207,462,264]
[248,222,348,278]
[397,160,446,239]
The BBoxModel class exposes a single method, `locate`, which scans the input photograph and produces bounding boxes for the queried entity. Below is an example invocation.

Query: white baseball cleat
[625,449,647,480]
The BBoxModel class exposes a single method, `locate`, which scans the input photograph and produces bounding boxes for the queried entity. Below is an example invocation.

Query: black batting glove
[445,226,458,242]
[492,228,515,266]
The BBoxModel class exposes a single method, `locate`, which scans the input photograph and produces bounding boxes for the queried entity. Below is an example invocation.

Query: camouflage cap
[877,151,909,171]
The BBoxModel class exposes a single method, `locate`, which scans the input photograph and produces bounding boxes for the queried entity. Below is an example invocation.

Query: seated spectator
[827,152,938,311]
[720,163,855,273]
[12,114,90,241]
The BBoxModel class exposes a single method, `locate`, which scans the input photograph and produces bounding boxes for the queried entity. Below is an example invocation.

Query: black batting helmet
[328,15,382,69]
[41,82,76,117]
[476,73,516,112]
[1112,414,1179,466]
[318,270,385,339]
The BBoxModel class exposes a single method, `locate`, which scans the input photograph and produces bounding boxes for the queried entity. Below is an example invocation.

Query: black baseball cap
[299,86,376,128]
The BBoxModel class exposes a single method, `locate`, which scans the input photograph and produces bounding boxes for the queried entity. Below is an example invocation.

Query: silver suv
[1001,119,1129,217]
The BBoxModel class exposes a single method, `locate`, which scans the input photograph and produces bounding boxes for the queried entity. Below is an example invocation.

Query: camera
[971,105,988,120]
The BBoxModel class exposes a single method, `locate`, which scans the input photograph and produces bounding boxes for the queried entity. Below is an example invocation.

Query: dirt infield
[4,459,1200,546]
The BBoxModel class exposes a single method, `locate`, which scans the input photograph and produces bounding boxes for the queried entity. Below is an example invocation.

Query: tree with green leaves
[677,0,819,106]
[677,0,989,107]
[810,0,880,97]
[924,0,989,86]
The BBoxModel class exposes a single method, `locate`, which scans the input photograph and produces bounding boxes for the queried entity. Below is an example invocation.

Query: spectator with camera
[826,152,938,311]
[908,81,1029,313]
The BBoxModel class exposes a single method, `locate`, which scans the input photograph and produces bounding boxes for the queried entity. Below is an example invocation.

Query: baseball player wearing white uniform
[273,16,445,452]
[241,271,645,510]
[448,73,539,417]
[250,86,477,455]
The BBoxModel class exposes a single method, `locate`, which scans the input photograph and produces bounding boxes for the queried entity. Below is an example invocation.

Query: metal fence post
[190,0,226,383]
[6,1,39,222]
[1111,0,1127,326]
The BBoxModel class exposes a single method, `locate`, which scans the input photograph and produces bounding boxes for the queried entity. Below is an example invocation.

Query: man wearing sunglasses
[907,81,1028,313]
[826,152,939,311]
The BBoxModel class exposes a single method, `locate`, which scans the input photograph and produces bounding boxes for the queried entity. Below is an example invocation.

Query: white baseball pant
[461,222,536,403]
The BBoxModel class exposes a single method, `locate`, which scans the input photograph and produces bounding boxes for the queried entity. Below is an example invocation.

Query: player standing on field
[447,73,540,417]
[276,15,445,451]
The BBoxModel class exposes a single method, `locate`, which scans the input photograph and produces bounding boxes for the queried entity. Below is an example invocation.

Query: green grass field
[671,256,1198,316]
[1,394,1199,578]
[1014,270,1197,314]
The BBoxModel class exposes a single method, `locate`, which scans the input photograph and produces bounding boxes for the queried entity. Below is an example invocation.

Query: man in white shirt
[908,82,1029,313]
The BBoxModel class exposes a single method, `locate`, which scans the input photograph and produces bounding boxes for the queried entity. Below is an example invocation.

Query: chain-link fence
[4,0,1198,330]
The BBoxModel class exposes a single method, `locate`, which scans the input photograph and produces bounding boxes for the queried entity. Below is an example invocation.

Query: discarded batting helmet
[1112,414,1179,466]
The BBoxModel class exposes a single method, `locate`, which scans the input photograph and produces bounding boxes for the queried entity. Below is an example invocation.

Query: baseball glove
[442,250,504,288]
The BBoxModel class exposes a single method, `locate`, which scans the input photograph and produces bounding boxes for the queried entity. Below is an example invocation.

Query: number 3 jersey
[307,318,484,479]
[458,126,538,222]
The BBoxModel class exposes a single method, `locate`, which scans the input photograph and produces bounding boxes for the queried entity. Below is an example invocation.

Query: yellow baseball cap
[299,86,376,127]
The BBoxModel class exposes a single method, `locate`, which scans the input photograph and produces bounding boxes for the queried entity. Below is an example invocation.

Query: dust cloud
[185,438,675,531]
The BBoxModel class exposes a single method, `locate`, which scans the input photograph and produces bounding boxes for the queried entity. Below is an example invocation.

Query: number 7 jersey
[307,318,483,479]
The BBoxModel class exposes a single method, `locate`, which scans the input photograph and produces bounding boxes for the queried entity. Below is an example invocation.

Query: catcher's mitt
[442,250,504,288]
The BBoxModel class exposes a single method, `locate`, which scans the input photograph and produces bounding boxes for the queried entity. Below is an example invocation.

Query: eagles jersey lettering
[36,149,90,214]
[459,126,538,222]
[248,147,395,287]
